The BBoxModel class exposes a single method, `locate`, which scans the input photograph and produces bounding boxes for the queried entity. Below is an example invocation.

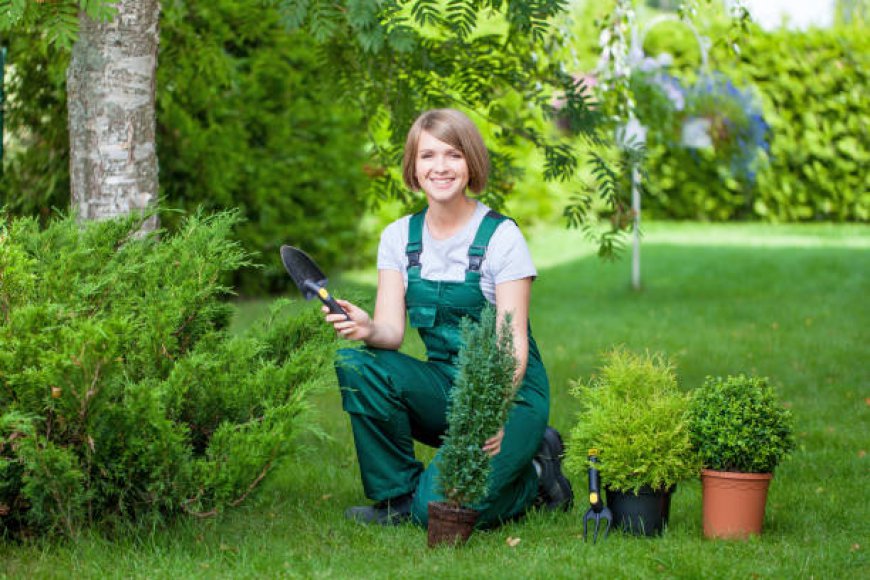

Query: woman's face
[414,130,469,204]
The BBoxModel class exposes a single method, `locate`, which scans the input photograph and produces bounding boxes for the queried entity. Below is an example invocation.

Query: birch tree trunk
[67,0,160,230]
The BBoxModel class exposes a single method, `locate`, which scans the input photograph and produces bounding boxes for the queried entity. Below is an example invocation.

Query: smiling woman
[323,108,573,529]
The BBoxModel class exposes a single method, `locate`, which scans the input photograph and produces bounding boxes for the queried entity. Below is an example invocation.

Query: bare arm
[483,277,532,457]
[494,277,532,385]
[325,269,406,349]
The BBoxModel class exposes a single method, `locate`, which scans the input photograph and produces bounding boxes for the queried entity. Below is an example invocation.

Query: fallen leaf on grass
[851,544,861,552]
[321,494,332,501]
[220,543,238,553]
[506,537,521,547]
[859,450,866,458]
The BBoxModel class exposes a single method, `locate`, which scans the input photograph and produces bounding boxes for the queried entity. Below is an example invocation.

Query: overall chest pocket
[408,304,437,328]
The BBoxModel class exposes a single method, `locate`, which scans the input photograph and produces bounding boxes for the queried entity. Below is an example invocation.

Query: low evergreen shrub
[0,210,336,536]
[437,306,517,507]
[564,348,698,494]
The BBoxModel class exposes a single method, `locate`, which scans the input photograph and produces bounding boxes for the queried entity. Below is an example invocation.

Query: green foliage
[157,1,369,294]
[0,0,118,49]
[0,210,336,536]
[642,24,869,222]
[437,306,517,507]
[276,1,606,232]
[0,1,370,294]
[0,29,70,224]
[564,348,698,494]
[686,375,795,474]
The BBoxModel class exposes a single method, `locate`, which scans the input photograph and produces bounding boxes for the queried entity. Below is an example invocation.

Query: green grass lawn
[2,222,868,579]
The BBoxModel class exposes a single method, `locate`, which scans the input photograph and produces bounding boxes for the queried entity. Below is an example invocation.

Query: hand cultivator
[582,449,612,543]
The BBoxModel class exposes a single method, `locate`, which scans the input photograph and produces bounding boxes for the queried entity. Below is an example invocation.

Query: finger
[485,445,501,457]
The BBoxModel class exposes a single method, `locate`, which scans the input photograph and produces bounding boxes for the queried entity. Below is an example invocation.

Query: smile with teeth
[429,176,455,187]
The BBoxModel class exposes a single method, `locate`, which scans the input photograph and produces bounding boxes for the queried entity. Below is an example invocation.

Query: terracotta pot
[427,501,479,548]
[701,469,772,540]
[606,485,674,536]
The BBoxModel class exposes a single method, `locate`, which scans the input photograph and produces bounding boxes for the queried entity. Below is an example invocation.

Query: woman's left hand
[483,428,505,457]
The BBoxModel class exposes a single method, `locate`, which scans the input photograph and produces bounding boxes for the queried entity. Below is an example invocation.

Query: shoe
[534,426,574,511]
[344,493,413,525]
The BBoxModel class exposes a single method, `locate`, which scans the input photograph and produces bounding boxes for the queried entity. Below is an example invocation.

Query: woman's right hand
[324,299,373,342]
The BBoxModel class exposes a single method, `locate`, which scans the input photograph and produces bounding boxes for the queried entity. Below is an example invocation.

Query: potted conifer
[428,306,517,548]
[686,375,794,539]
[565,348,698,536]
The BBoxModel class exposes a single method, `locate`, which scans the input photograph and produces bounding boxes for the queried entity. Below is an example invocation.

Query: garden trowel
[280,245,349,320]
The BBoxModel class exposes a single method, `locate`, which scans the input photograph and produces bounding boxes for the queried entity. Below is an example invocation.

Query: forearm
[362,269,406,350]
[512,323,529,386]
[495,278,533,389]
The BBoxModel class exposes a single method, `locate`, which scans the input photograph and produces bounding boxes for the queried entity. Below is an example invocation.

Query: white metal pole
[631,162,641,291]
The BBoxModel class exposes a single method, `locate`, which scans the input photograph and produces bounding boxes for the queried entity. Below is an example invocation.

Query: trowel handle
[321,290,350,320]
[305,281,350,320]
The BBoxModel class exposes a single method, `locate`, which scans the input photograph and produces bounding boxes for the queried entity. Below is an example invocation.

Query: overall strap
[467,210,512,272]
[405,209,426,277]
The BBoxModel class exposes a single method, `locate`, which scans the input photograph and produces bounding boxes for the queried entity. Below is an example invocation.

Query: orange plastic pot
[701,469,772,540]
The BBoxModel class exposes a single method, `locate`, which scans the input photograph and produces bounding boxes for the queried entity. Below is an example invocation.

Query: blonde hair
[402,109,489,193]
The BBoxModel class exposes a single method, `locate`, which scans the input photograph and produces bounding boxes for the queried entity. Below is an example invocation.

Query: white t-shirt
[377,202,537,304]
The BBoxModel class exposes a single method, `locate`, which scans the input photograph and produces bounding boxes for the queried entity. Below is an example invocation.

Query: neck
[425,195,477,240]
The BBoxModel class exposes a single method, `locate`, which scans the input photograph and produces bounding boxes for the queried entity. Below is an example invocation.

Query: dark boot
[534,426,574,511]
[344,493,413,525]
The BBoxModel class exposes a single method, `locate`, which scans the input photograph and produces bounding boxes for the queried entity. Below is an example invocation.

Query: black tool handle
[305,281,350,320]
[588,450,604,512]
[322,292,350,320]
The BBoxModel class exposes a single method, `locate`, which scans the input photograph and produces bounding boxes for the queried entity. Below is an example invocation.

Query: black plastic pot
[606,485,674,536]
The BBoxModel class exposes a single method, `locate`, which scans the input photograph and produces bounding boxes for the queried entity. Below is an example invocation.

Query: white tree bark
[67,0,160,230]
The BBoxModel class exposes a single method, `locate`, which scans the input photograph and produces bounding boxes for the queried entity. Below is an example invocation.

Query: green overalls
[335,208,550,528]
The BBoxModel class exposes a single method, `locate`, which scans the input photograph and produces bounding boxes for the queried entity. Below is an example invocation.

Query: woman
[325,108,572,528]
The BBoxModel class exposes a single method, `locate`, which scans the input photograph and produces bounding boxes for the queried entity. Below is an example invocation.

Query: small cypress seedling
[437,305,517,508]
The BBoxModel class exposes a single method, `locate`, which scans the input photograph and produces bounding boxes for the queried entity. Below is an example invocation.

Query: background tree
[1,1,761,281]
[1,0,161,229]
[67,0,160,231]
[1,1,370,292]
[1,1,603,230]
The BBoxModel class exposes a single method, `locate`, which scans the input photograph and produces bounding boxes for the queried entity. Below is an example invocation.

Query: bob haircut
[402,109,489,194]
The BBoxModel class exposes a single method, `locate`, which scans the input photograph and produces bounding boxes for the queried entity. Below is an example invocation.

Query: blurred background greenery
[0,0,866,293]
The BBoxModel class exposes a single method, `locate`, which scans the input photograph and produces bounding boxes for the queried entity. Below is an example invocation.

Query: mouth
[428,176,455,188]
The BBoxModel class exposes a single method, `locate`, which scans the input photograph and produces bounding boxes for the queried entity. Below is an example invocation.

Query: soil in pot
[427,501,480,548]
[606,485,674,536]
[701,469,772,540]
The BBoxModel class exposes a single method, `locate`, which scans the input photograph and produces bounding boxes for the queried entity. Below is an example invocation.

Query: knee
[334,348,395,419]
